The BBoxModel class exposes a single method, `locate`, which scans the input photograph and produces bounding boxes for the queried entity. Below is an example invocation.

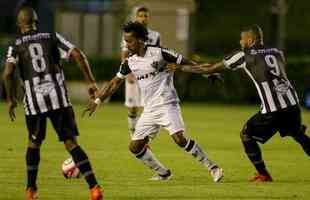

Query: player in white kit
[121,6,161,135]
[84,22,223,182]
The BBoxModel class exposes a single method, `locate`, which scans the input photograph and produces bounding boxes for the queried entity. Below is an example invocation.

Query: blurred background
[1,0,310,107]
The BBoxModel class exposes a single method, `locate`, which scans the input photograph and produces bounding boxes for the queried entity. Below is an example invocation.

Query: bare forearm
[2,63,16,101]
[3,77,15,101]
[71,48,96,84]
[179,61,225,74]
[97,77,123,102]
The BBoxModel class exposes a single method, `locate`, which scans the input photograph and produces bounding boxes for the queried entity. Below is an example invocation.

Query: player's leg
[125,78,141,135]
[163,103,223,182]
[241,112,276,182]
[25,114,47,200]
[49,107,103,199]
[280,106,310,156]
[293,125,310,156]
[170,131,223,182]
[129,111,171,180]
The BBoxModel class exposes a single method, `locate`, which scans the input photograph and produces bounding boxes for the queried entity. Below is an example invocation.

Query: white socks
[185,139,215,170]
[135,148,169,175]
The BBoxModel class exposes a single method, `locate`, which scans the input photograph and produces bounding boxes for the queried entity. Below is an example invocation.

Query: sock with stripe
[70,146,98,189]
[26,147,40,191]
[241,138,269,175]
[135,147,169,176]
[184,139,216,170]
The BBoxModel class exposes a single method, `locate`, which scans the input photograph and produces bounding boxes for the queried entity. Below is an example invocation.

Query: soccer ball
[62,157,81,179]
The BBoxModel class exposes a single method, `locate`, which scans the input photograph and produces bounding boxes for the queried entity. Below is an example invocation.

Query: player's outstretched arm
[83,76,124,117]
[70,48,98,99]
[170,61,225,74]
[2,62,17,121]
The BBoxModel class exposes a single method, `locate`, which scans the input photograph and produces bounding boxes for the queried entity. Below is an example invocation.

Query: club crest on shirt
[151,60,167,72]
[34,81,55,96]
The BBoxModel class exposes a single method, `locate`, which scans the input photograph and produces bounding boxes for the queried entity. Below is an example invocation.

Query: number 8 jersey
[6,30,75,115]
[223,44,299,114]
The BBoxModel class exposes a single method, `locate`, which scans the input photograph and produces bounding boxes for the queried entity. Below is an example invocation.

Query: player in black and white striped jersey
[121,6,161,135]
[170,24,310,182]
[2,6,103,200]
[223,49,298,113]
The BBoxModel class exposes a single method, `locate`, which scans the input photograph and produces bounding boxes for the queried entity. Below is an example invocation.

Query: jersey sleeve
[6,44,18,64]
[223,51,246,70]
[55,32,75,58]
[116,60,132,79]
[161,48,183,64]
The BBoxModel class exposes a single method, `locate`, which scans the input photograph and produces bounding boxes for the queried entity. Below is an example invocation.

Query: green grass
[1,102,310,200]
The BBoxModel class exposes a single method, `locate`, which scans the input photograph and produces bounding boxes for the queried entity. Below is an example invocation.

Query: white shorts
[125,79,142,107]
[132,102,185,140]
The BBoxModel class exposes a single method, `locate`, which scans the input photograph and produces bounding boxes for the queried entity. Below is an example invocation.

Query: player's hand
[82,99,100,117]
[88,83,99,100]
[167,63,179,72]
[126,73,136,84]
[202,73,224,83]
[7,99,17,121]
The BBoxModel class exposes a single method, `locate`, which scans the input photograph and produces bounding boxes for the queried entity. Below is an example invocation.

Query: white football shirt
[117,46,184,109]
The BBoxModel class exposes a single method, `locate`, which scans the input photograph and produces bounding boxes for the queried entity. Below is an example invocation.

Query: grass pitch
[1,102,310,200]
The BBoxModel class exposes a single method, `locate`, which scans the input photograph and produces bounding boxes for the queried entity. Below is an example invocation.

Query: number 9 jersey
[223,45,299,114]
[6,30,75,115]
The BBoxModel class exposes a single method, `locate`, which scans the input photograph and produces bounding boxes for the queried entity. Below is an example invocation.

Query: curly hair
[122,21,148,42]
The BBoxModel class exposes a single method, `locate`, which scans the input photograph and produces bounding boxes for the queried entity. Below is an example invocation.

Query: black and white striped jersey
[6,30,75,115]
[121,28,160,51]
[223,45,299,114]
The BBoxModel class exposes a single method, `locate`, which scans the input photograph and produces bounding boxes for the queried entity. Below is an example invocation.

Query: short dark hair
[242,24,264,45]
[122,21,148,42]
[136,6,149,13]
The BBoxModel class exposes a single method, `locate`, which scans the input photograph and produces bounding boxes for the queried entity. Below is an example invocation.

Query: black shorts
[25,106,79,143]
[244,105,303,144]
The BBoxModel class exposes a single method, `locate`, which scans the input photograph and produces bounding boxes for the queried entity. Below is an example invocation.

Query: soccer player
[84,21,224,182]
[170,24,310,182]
[121,6,161,135]
[2,7,103,200]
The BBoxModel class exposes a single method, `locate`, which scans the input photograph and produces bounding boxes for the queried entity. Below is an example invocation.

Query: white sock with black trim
[184,139,216,170]
[135,147,169,175]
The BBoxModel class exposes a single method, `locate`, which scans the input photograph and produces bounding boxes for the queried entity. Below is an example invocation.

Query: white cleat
[210,166,224,182]
[149,170,172,181]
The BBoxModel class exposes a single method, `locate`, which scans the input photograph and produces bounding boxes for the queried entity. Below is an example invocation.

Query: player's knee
[129,140,145,154]
[240,126,251,142]
[172,131,187,147]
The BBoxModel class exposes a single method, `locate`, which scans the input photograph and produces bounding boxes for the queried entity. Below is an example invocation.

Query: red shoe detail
[26,188,38,200]
[250,173,273,182]
[90,185,103,200]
